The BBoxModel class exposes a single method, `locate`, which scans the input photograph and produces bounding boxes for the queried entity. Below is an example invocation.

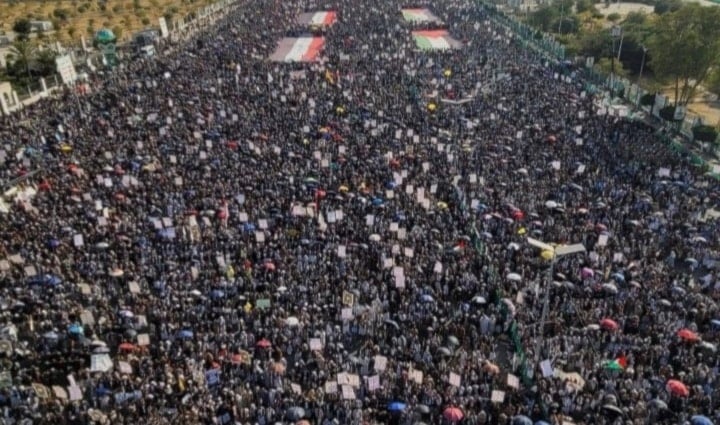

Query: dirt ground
[1,0,211,44]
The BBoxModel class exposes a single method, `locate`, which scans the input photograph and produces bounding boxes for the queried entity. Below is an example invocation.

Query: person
[0,0,718,424]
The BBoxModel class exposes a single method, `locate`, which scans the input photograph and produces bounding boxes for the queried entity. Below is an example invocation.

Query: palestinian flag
[298,11,337,26]
[270,37,325,62]
[603,355,628,371]
[412,30,462,50]
[401,8,440,22]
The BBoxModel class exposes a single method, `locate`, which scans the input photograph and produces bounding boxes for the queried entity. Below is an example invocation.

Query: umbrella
[384,319,400,329]
[109,268,124,277]
[677,328,700,342]
[447,336,459,346]
[649,399,668,409]
[388,401,407,412]
[512,415,532,425]
[602,283,618,294]
[443,407,464,422]
[285,317,300,327]
[296,421,311,425]
[691,415,714,425]
[176,330,194,339]
[257,338,271,348]
[118,342,135,351]
[43,331,59,340]
[118,309,134,318]
[369,234,381,242]
[210,289,225,299]
[581,267,594,278]
[438,347,453,356]
[584,324,600,331]
[600,318,619,330]
[286,407,306,421]
[699,341,717,352]
[415,404,430,414]
[67,323,84,335]
[666,379,689,397]
[507,272,522,281]
[603,404,623,415]
[420,294,434,303]
[471,295,487,304]
[545,200,558,209]
[535,422,551,425]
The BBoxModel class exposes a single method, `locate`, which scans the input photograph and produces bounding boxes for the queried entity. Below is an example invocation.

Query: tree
[6,40,38,81]
[13,19,32,39]
[647,4,720,107]
[529,6,558,32]
[707,68,720,97]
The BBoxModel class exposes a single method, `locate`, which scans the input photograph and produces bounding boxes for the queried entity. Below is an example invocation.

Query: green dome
[94,28,117,44]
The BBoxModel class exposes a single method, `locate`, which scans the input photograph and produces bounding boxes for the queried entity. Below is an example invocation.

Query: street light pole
[527,238,586,367]
[638,46,647,83]
[610,26,622,98]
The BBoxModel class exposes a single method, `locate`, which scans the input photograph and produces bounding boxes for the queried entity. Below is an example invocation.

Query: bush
[53,8,70,20]
[607,12,621,22]
[659,105,682,122]
[141,17,151,26]
[654,0,682,15]
[693,125,719,143]
[639,93,655,106]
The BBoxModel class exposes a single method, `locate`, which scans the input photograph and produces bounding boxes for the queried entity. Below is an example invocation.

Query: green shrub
[693,125,719,143]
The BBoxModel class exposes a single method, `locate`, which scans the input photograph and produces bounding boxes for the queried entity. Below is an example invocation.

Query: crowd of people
[0,0,718,424]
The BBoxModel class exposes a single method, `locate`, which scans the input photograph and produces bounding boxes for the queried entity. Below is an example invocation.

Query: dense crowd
[0,0,718,424]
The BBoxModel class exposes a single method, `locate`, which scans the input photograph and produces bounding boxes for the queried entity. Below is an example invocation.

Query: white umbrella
[602,283,618,294]
[506,273,522,282]
[545,200,558,209]
[585,324,600,331]
[471,295,487,304]
[507,242,520,250]
[369,234,381,242]
[109,268,124,277]
[285,317,300,327]
[692,236,707,244]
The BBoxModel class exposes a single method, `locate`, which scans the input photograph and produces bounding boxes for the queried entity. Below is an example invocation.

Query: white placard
[597,234,608,247]
[337,245,347,258]
[507,373,519,389]
[324,381,337,394]
[309,338,323,351]
[540,359,554,378]
[373,355,387,372]
[491,390,505,403]
[449,372,461,387]
[367,375,380,391]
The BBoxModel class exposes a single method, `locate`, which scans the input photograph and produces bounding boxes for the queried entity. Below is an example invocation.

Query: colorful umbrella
[600,318,619,331]
[677,328,700,342]
[118,342,135,351]
[387,401,406,411]
[691,415,714,425]
[443,406,464,422]
[666,379,689,397]
[256,338,271,348]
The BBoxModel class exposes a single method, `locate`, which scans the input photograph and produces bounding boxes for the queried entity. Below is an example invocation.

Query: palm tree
[7,39,39,83]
